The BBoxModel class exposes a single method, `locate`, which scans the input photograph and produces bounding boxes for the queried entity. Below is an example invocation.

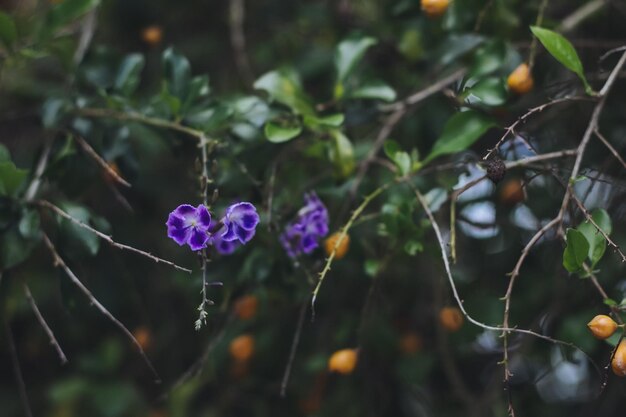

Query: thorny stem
[35,200,192,273]
[593,129,626,169]
[41,233,161,382]
[311,182,392,315]
[73,133,131,187]
[483,96,594,161]
[23,283,68,364]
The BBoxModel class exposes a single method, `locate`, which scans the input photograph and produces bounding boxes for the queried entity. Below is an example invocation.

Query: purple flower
[209,221,240,255]
[280,192,329,258]
[220,202,260,244]
[166,204,212,251]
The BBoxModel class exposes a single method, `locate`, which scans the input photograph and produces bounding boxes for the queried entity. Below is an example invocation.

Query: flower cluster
[280,192,329,258]
[166,202,259,254]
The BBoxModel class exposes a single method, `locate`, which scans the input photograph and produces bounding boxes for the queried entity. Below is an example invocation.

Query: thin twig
[311,183,392,315]
[528,0,550,70]
[593,129,626,169]
[73,134,131,187]
[483,96,594,161]
[36,200,192,273]
[41,233,161,382]
[280,301,308,397]
[557,0,605,34]
[23,283,68,364]
[24,136,54,201]
[4,318,34,417]
[76,108,206,141]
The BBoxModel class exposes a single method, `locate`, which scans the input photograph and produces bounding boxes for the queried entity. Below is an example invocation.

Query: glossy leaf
[0,161,28,197]
[264,121,302,143]
[303,114,344,130]
[463,77,508,107]
[384,140,412,176]
[577,208,612,267]
[114,54,145,96]
[163,48,191,100]
[328,130,355,177]
[424,110,494,163]
[254,69,314,115]
[350,80,397,102]
[335,37,377,83]
[563,228,590,273]
[530,26,591,93]
[46,0,100,34]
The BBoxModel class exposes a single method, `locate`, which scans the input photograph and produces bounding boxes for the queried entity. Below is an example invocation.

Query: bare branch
[73,134,131,187]
[483,96,593,161]
[36,200,192,274]
[593,129,626,169]
[23,283,68,364]
[280,301,308,397]
[229,0,254,86]
[41,233,161,383]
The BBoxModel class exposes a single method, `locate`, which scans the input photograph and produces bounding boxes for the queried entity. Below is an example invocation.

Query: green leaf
[303,113,344,130]
[530,26,591,93]
[604,298,617,307]
[328,130,355,177]
[18,209,41,240]
[576,208,612,266]
[42,98,70,129]
[0,228,38,269]
[462,77,508,107]
[424,110,494,163]
[0,11,17,49]
[384,140,412,176]
[350,80,397,102]
[163,48,191,100]
[58,203,100,256]
[264,121,302,143]
[253,69,314,115]
[335,37,377,84]
[469,40,506,78]
[404,240,423,256]
[181,75,211,114]
[0,161,28,197]
[563,228,590,273]
[0,143,10,162]
[46,0,100,34]
[114,54,145,96]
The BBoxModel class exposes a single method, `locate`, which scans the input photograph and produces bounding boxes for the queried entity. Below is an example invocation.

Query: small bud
[587,314,618,340]
[485,157,506,184]
[612,340,626,377]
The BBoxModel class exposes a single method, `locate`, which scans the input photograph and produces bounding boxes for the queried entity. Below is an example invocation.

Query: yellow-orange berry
[132,326,151,351]
[439,307,464,332]
[229,334,255,363]
[324,232,350,259]
[328,348,358,374]
[141,25,163,46]
[499,178,525,206]
[234,294,258,320]
[611,339,626,377]
[507,63,534,94]
[399,332,423,355]
[587,315,618,340]
[421,0,450,18]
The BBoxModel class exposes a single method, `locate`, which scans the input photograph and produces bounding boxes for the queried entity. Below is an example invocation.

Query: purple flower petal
[300,234,318,254]
[196,205,212,229]
[188,228,209,251]
[226,202,260,230]
[166,214,185,229]
[168,226,191,246]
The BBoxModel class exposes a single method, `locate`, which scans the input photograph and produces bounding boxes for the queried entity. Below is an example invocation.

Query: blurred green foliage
[1,0,626,416]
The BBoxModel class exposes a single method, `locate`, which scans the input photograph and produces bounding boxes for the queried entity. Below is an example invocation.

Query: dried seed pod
[485,157,506,184]
[587,314,618,340]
